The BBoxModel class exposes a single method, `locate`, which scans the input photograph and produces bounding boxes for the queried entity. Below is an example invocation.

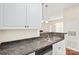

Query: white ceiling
[43,3,79,21]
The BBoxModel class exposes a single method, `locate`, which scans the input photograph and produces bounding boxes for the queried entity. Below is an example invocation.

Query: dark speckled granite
[0,32,66,55]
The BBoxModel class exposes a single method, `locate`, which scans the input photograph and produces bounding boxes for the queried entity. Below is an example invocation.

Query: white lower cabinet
[52,40,65,55]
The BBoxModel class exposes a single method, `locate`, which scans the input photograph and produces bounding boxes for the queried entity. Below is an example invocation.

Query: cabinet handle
[25,26,26,28]
[27,26,29,28]
[25,26,29,28]
[58,47,61,50]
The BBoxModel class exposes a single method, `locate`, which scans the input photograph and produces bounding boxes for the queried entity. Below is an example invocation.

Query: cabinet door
[53,40,65,55]
[0,3,3,26]
[3,3,26,27]
[27,3,42,27]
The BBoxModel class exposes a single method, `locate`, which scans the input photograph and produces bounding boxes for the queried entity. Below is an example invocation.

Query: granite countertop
[0,32,65,55]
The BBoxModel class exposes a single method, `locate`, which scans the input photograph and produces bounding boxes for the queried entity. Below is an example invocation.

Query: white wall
[0,29,39,43]
[64,5,79,51]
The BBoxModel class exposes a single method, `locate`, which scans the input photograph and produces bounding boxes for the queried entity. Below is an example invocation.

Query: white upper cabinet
[3,3,26,27]
[0,3,3,27]
[27,3,42,27]
[0,4,1,26]
[0,3,42,29]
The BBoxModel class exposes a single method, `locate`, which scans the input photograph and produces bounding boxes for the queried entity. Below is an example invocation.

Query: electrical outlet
[68,31,76,36]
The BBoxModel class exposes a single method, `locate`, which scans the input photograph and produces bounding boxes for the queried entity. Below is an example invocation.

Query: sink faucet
[46,35,52,42]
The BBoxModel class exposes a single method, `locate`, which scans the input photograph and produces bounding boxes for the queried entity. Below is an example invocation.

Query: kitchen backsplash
[0,29,40,43]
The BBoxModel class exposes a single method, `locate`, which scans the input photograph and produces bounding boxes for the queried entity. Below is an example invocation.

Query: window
[55,22,63,32]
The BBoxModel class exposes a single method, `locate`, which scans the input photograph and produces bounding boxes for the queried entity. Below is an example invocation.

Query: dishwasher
[35,45,52,55]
